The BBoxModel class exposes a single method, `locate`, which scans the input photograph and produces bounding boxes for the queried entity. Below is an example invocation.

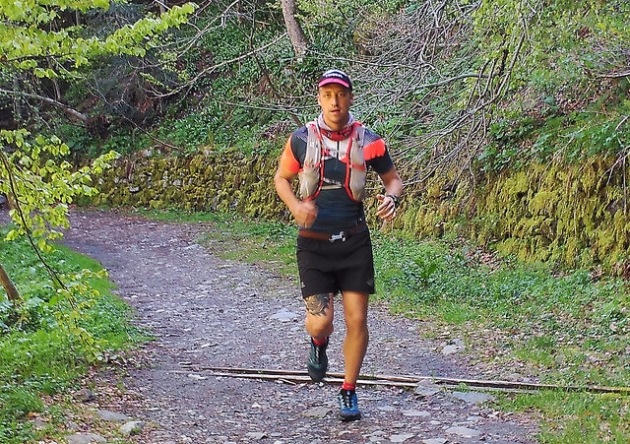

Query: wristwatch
[386,194,400,208]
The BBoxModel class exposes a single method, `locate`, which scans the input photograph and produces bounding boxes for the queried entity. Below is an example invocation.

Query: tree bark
[0,262,21,303]
[157,0,167,14]
[281,0,309,59]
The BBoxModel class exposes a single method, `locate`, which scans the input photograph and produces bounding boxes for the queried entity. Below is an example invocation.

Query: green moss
[87,151,630,275]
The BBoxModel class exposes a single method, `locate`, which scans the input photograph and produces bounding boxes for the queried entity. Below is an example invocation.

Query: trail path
[62,209,538,444]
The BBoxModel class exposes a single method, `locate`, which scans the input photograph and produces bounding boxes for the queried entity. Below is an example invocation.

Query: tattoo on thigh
[304,293,331,316]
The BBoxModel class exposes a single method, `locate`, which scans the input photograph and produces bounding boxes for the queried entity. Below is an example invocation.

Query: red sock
[312,337,328,347]
[342,381,356,391]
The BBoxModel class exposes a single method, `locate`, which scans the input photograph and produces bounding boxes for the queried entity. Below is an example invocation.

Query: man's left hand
[376,194,397,221]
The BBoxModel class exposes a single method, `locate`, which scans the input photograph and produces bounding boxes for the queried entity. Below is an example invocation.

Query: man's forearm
[274,174,300,215]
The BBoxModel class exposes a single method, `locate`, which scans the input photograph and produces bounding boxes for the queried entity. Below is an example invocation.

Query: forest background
[1,0,630,443]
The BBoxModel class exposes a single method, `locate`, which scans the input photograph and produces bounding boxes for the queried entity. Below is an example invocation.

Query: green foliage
[480,116,539,171]
[502,391,630,444]
[0,230,143,444]
[56,124,101,159]
[372,235,467,301]
[297,0,400,36]
[372,231,629,389]
[1,0,196,78]
[99,127,142,157]
[0,0,199,329]
[146,0,630,171]
[0,0,197,250]
[448,0,630,172]
[158,109,228,152]
[147,7,300,154]
[0,129,119,247]
[0,387,41,443]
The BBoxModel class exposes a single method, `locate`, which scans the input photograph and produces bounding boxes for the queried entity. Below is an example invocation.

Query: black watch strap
[386,194,400,208]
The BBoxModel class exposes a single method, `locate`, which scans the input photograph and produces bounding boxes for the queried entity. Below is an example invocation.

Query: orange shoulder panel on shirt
[279,136,301,173]
[363,138,386,161]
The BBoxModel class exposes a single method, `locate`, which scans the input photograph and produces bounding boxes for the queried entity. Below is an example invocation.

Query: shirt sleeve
[363,131,394,175]
[279,135,301,174]
[368,149,394,175]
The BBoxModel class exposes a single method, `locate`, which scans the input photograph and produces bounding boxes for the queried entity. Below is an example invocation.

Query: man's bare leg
[337,290,368,421]
[304,293,334,382]
[340,291,369,385]
[304,292,335,340]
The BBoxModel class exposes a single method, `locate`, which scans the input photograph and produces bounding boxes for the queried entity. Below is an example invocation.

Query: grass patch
[0,227,145,444]
[373,233,630,444]
[501,390,630,444]
[132,209,630,444]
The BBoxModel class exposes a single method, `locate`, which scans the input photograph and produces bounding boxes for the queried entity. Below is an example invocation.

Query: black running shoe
[306,338,328,382]
[338,389,361,421]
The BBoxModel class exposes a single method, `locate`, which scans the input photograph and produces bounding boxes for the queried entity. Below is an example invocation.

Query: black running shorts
[296,229,375,297]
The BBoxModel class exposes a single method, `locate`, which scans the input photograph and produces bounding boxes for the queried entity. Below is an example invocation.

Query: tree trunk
[0,262,21,303]
[281,0,309,59]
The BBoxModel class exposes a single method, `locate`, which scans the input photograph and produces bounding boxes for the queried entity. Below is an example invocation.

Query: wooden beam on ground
[179,363,630,395]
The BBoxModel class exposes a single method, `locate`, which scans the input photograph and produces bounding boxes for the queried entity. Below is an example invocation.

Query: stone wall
[89,151,630,274]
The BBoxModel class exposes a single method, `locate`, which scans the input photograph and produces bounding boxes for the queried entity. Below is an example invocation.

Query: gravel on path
[61,209,539,444]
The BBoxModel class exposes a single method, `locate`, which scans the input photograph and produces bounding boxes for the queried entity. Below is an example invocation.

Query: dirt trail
[61,209,537,444]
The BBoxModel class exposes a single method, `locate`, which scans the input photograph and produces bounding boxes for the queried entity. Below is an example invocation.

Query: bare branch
[0,88,88,122]
[596,70,630,79]
[148,33,288,100]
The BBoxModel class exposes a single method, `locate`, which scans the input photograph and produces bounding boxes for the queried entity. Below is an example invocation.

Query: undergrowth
[0,227,144,444]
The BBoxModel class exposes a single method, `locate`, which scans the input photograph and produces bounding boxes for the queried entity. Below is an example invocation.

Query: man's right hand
[293,200,318,229]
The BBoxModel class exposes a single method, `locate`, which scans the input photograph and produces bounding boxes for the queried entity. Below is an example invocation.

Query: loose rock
[445,425,482,438]
[74,388,96,403]
[96,409,130,422]
[120,420,145,435]
[66,432,106,444]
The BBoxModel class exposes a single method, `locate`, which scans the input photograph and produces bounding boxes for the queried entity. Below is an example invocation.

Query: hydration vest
[299,121,367,202]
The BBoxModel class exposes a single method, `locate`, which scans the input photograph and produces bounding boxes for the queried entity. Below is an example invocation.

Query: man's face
[317,84,353,130]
